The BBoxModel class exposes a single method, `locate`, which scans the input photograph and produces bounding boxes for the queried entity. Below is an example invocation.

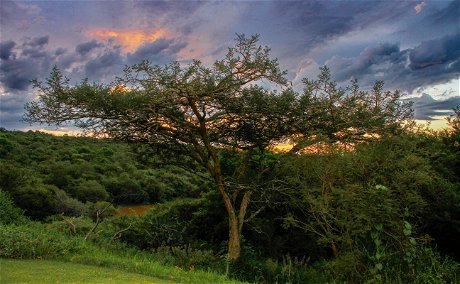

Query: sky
[0,0,459,133]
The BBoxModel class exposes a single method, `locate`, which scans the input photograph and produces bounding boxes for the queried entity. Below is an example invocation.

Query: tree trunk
[203,139,249,262]
[331,241,339,257]
[213,166,246,262]
[228,213,241,261]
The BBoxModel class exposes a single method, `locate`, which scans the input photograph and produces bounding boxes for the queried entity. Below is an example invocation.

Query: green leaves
[403,221,412,236]
[374,223,383,232]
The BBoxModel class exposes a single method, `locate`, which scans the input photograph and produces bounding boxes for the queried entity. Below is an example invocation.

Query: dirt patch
[116,204,155,217]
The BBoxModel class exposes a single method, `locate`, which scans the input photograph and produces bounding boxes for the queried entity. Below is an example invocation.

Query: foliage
[0,222,86,259]
[24,34,413,261]
[116,198,204,251]
[1,31,457,280]
[293,66,412,147]
[0,190,27,225]
[0,130,212,220]
[74,180,109,202]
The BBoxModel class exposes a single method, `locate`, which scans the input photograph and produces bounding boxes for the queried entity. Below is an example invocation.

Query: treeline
[0,129,209,219]
[1,121,459,282]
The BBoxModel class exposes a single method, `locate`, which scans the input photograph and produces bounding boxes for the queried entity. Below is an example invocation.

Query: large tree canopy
[24,34,412,261]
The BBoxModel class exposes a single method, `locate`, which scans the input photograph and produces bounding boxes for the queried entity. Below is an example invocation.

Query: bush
[0,222,86,259]
[13,184,57,220]
[53,188,88,216]
[118,198,203,250]
[74,180,109,202]
[88,201,117,221]
[0,190,27,225]
[47,215,95,236]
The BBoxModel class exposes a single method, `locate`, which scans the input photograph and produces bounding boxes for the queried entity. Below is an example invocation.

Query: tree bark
[228,212,241,261]
[213,164,246,261]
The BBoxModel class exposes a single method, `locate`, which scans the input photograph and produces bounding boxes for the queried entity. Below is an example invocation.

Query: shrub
[119,198,203,251]
[53,188,88,216]
[0,222,86,259]
[0,190,27,225]
[13,183,57,220]
[74,180,109,202]
[47,215,95,236]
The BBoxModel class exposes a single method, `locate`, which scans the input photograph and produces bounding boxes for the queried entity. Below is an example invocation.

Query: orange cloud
[87,28,171,52]
[415,1,427,14]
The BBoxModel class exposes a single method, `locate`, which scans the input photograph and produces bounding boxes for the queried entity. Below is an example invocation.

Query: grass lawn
[0,259,173,283]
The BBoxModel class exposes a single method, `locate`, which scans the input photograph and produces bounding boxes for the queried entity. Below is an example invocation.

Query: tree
[25,34,289,261]
[24,34,412,261]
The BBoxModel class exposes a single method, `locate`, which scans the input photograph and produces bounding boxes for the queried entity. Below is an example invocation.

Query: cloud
[24,35,49,47]
[322,33,459,92]
[326,43,405,82]
[415,1,427,14]
[0,1,40,26]
[127,38,186,65]
[409,33,460,70]
[55,48,66,56]
[87,28,171,53]
[0,87,35,129]
[84,49,124,79]
[75,40,103,56]
[405,94,459,120]
[0,57,40,90]
[0,41,16,60]
[428,0,459,25]
[131,1,205,29]
[0,36,54,91]
[272,1,413,54]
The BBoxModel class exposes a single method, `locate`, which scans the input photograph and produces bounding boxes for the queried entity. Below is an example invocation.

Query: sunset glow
[87,28,171,52]
[1,1,458,132]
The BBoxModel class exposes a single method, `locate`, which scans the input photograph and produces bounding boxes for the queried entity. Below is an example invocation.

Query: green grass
[68,246,244,284]
[0,258,172,283]
[0,223,243,283]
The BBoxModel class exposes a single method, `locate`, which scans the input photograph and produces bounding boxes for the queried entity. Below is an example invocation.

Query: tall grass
[0,221,243,283]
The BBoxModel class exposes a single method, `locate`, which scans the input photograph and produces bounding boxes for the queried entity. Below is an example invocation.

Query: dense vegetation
[1,118,459,282]
[0,129,208,220]
[1,35,459,282]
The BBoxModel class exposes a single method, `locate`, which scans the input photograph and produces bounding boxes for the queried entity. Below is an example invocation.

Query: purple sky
[1,0,459,132]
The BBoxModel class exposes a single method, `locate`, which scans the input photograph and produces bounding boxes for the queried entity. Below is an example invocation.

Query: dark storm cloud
[75,40,103,56]
[0,41,16,60]
[409,33,460,70]
[273,1,412,50]
[405,94,459,120]
[0,36,54,91]
[0,57,40,90]
[24,35,49,47]
[327,43,406,82]
[325,33,460,92]
[127,38,186,65]
[428,0,459,25]
[84,50,124,79]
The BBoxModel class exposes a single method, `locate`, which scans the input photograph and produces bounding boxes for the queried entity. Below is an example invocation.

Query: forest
[1,35,459,283]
